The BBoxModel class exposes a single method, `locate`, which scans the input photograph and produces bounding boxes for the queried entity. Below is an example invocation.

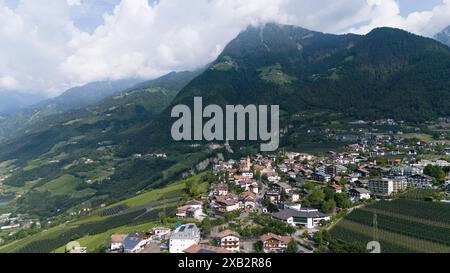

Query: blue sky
[397,0,444,15]
[1,0,450,95]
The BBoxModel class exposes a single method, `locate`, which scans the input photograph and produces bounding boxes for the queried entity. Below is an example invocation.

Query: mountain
[136,23,450,149]
[435,25,450,46]
[0,90,46,117]
[0,70,202,217]
[49,79,145,110]
[0,79,144,141]
[2,23,450,218]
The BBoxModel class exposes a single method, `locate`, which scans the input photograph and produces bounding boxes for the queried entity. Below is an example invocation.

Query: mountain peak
[435,25,450,46]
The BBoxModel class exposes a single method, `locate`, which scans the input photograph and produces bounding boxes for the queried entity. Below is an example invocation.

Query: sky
[1,0,450,97]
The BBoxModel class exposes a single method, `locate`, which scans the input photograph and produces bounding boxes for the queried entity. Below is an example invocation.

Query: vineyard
[97,204,129,217]
[331,199,450,253]
[16,209,147,253]
[399,189,441,201]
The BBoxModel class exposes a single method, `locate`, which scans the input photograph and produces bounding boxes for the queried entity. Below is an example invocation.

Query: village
[62,131,450,254]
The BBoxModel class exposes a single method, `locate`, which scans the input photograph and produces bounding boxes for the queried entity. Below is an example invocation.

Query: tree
[255,170,261,181]
[254,241,264,253]
[323,187,335,201]
[424,165,446,184]
[302,230,311,240]
[335,193,352,209]
[321,200,336,213]
[201,218,212,236]
[313,231,324,245]
[308,189,325,206]
[286,240,299,253]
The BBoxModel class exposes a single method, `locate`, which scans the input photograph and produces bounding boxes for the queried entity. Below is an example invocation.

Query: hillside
[0,71,207,218]
[0,79,144,141]
[135,23,450,150]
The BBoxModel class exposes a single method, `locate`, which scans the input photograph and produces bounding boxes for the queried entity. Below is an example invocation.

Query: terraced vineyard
[331,199,450,253]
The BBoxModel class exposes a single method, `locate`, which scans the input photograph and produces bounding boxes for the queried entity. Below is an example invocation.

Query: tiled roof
[260,233,292,245]
[273,208,327,220]
[217,230,240,239]
[184,244,231,254]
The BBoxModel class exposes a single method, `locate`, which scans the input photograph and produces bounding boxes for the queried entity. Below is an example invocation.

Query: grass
[212,56,238,71]
[398,133,434,142]
[258,64,297,85]
[36,175,81,196]
[114,181,185,208]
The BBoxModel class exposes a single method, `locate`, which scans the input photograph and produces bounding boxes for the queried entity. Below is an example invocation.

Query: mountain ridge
[133,24,450,151]
[435,25,450,46]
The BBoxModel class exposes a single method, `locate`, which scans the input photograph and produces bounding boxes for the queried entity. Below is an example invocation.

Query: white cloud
[0,75,18,89]
[1,0,450,96]
[67,0,81,6]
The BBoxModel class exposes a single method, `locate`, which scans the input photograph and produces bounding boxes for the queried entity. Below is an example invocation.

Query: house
[355,179,369,188]
[271,183,281,192]
[277,182,293,194]
[239,192,256,210]
[176,200,206,220]
[260,233,292,253]
[390,165,422,177]
[184,244,231,254]
[354,168,370,178]
[109,234,127,253]
[326,165,347,176]
[212,183,229,196]
[123,231,148,253]
[265,190,281,204]
[349,188,371,202]
[68,247,88,254]
[212,193,240,213]
[272,205,331,229]
[290,192,300,203]
[151,227,171,240]
[169,224,201,253]
[329,184,343,194]
[311,172,331,182]
[407,174,434,189]
[216,230,240,252]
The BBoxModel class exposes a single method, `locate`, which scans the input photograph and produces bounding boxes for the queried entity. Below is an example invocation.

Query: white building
[217,230,240,252]
[369,178,407,196]
[169,224,201,253]
[176,200,206,220]
[349,188,371,202]
[273,204,331,229]
[407,174,434,189]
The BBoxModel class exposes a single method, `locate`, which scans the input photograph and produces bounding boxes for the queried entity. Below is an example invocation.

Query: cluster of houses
[103,137,449,254]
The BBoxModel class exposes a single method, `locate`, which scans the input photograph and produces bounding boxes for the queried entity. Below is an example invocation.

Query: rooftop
[273,208,327,220]
[170,224,200,240]
[184,244,231,254]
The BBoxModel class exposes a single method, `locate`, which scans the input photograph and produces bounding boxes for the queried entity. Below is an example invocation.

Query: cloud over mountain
[1,0,450,96]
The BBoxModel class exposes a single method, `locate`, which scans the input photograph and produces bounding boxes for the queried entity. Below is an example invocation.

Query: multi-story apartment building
[169,224,201,253]
[369,178,407,196]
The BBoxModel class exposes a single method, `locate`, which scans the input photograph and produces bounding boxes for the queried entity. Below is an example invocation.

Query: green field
[331,199,450,253]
